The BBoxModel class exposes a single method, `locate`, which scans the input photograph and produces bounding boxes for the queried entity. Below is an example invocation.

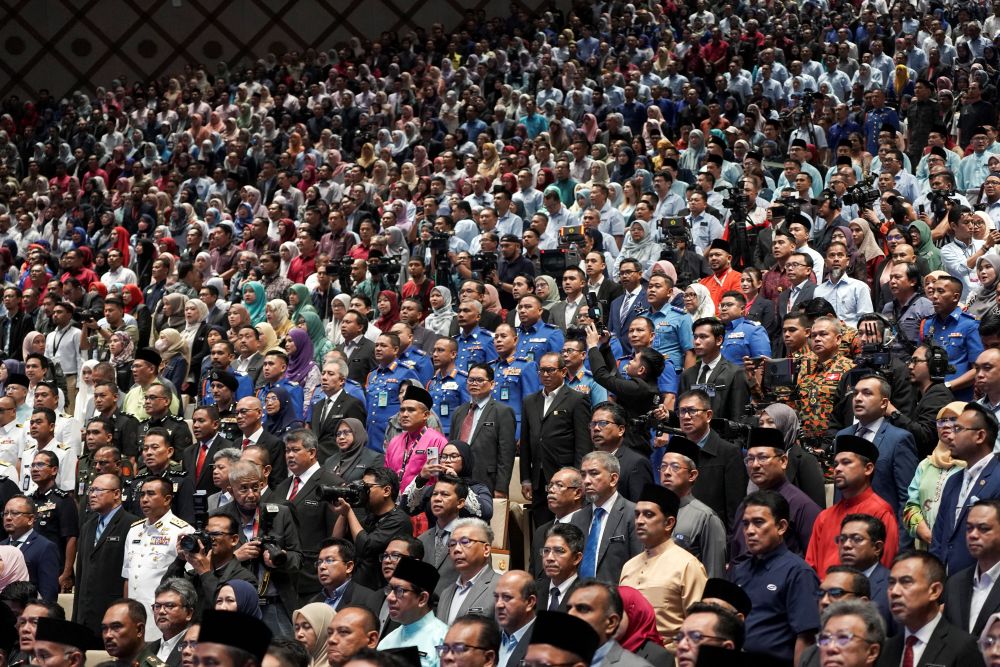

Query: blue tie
[95,516,107,544]
[324,590,341,609]
[580,507,605,578]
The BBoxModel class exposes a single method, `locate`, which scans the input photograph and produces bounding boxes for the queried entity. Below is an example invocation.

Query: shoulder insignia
[288,381,300,386]
[169,517,188,528]
[670,306,687,314]
[131,518,145,526]
[52,489,68,497]
[56,442,70,450]
[413,348,427,356]
[456,369,469,377]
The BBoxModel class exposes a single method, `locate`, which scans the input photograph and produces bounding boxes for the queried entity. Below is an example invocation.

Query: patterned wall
[0,0,546,101]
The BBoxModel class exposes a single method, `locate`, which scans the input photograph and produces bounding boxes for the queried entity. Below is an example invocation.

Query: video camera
[470,252,497,276]
[336,257,354,292]
[842,175,880,210]
[429,230,452,252]
[721,190,751,211]
[316,480,370,508]
[540,225,585,274]
[655,217,697,289]
[926,188,958,220]
[845,343,894,387]
[368,255,401,284]
[585,291,605,332]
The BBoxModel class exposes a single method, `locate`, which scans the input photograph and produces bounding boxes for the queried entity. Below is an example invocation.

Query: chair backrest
[85,650,112,667]
[56,593,73,619]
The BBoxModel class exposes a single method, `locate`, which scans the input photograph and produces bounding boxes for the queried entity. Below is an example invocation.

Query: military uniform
[138,413,193,458]
[217,405,241,443]
[366,362,420,452]
[398,347,433,385]
[30,485,79,569]
[102,410,141,460]
[122,510,194,640]
[0,420,24,484]
[721,317,771,365]
[426,368,470,435]
[920,307,985,400]
[125,462,196,524]
[515,321,565,363]
[649,304,694,370]
[20,441,77,494]
[76,449,100,512]
[122,382,182,421]
[795,354,855,475]
[565,367,609,407]
[256,378,304,420]
[490,355,541,439]
[454,326,498,372]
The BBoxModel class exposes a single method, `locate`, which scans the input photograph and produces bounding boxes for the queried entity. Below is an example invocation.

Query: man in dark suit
[494,570,537,667]
[311,360,367,463]
[836,375,919,517]
[838,514,895,634]
[529,469,585,579]
[0,287,36,361]
[571,451,642,584]
[1,496,60,601]
[449,363,516,496]
[932,403,1000,574]
[183,406,233,494]
[776,252,816,316]
[678,318,751,424]
[520,352,592,524]
[565,579,654,667]
[274,428,342,604]
[944,499,1000,636]
[586,251,624,318]
[72,473,139,635]
[674,389,748,532]
[235,396,288,487]
[537,523,584,612]
[308,537,382,617]
[877,551,984,667]
[235,326,266,389]
[336,310,377,385]
[417,476,463,595]
[607,258,646,357]
[586,402,653,503]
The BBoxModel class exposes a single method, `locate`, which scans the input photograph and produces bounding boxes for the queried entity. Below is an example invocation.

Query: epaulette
[288,380,300,386]
[168,517,187,528]
[412,348,427,356]
[51,488,68,497]
[131,518,145,526]
[670,306,687,314]
[514,357,531,363]
[456,369,469,377]
[56,442,71,450]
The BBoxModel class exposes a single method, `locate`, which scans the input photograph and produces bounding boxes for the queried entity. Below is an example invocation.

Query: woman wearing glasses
[399,440,493,525]
[321,418,382,483]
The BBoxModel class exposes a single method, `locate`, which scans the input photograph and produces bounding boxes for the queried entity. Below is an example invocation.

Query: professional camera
[470,252,497,275]
[179,531,213,554]
[657,217,690,245]
[845,343,894,386]
[776,196,804,220]
[842,176,880,210]
[711,417,754,448]
[585,292,605,332]
[656,217,697,289]
[429,230,452,252]
[336,257,354,291]
[721,190,751,211]
[256,535,288,567]
[368,255,401,284]
[316,480,370,507]
[926,189,957,219]
[78,309,101,325]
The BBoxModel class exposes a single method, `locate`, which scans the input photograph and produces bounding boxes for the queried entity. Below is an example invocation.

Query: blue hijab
[222,579,262,619]
[264,386,303,436]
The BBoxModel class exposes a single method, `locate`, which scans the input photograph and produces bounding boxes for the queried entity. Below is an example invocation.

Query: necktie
[459,404,476,443]
[321,397,335,423]
[619,292,635,322]
[548,587,561,611]
[288,476,302,501]
[95,517,107,544]
[787,286,799,313]
[855,425,870,440]
[324,590,342,608]
[902,635,918,667]
[580,507,605,578]
[195,442,209,479]
[242,437,251,450]
[697,363,710,385]
[435,529,450,562]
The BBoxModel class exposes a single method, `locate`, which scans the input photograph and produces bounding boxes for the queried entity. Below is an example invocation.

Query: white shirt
[958,455,993,520]
[100,266,138,287]
[904,612,943,667]
[971,560,1000,632]
[20,440,77,493]
[548,573,579,609]
[543,384,564,415]
[157,629,186,662]
[469,395,491,437]
[287,462,321,500]
[0,420,23,483]
[46,325,82,375]
[590,492,619,552]
[854,417,884,441]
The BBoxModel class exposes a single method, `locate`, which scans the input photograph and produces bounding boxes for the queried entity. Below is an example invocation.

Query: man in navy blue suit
[932,402,1000,573]
[1,495,60,601]
[836,374,918,517]
[607,258,647,357]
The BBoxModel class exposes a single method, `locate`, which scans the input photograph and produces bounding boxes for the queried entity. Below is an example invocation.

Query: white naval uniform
[23,413,82,457]
[122,510,194,641]
[0,421,24,483]
[19,440,77,494]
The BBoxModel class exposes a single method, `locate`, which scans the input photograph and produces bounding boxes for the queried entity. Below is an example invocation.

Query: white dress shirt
[904,612,943,667]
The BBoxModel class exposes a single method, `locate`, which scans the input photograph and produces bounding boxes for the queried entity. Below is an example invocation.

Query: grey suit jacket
[418,527,458,596]
[448,397,516,494]
[570,495,642,584]
[600,641,655,667]
[549,300,584,331]
[435,566,500,622]
[776,280,816,318]
[240,352,265,389]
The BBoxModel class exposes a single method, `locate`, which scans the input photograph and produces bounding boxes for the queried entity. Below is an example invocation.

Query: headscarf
[160,293,189,330]
[267,299,292,339]
[686,283,716,320]
[285,327,317,385]
[0,545,30,590]
[109,330,135,366]
[255,322,280,353]
[374,290,400,331]
[908,221,943,271]
[221,579,262,619]
[157,328,190,367]
[649,260,684,300]
[300,311,332,365]
[264,385,302,436]
[289,284,316,323]
[74,359,99,419]
[424,286,457,336]
[21,331,44,363]
[679,129,706,172]
[279,241,299,277]
[483,284,503,314]
[761,403,801,450]
[121,284,144,314]
[294,604,337,667]
[932,402,968,470]
[183,298,209,335]
[337,417,368,452]
[616,220,661,269]
[243,281,267,325]
[831,225,861,267]
[612,147,636,183]
[849,220,885,263]
[969,253,1000,319]
[618,586,665,652]
[535,276,561,310]
[112,225,131,266]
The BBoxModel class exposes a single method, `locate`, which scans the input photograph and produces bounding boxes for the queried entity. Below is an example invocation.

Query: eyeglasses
[86,487,114,495]
[834,534,869,545]
[589,420,618,429]
[673,630,725,645]
[29,462,50,469]
[952,424,984,435]
[744,453,780,465]
[318,557,345,566]
[178,641,198,651]
[466,377,490,384]
[783,262,805,268]
[817,632,865,648]
[980,636,1000,652]
[677,407,708,416]
[1,510,30,517]
[539,546,568,556]
[447,537,488,549]
[205,531,234,538]
[545,481,579,492]
[387,585,418,597]
[436,644,489,656]
[659,461,690,473]
[815,587,858,600]
[538,367,561,374]
[440,453,462,461]
[380,552,405,562]
[152,602,184,611]
[236,408,259,415]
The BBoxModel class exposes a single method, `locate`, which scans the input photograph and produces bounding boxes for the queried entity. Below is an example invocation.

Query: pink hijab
[0,545,30,589]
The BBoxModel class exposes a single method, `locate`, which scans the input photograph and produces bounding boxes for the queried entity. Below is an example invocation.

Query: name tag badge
[500,387,510,401]
[108,536,120,542]
[729,332,745,339]
[378,392,388,408]
[610,535,625,543]
[694,383,716,398]
[440,404,449,417]
[443,382,458,390]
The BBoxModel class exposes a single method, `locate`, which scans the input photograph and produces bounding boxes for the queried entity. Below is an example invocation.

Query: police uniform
[344,378,367,409]
[920,307,985,400]
[125,462,195,524]
[20,441,77,494]
[490,355,541,439]
[0,420,24,484]
[565,367,609,407]
[256,378,304,420]
[649,304,694,370]
[514,321,565,363]
[721,317,772,365]
[398,347,434,385]
[217,405,241,443]
[366,362,420,452]
[454,326,498,372]
[30,485,78,568]
[122,510,193,641]
[137,413,194,457]
[426,368,470,435]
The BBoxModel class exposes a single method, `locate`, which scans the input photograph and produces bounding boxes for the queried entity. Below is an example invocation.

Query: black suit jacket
[945,564,1000,637]
[746,296,780,341]
[613,446,655,504]
[448,397,516,494]
[1,533,60,601]
[311,392,367,464]
[182,435,233,493]
[337,337,376,385]
[73,507,139,634]
[308,579,383,617]
[519,385,592,493]
[246,430,288,487]
[875,617,984,667]
[593,279,625,318]
[775,281,815,319]
[0,311,35,360]
[145,636,184,667]
[569,496,642,583]
[678,357,751,424]
[688,431,747,532]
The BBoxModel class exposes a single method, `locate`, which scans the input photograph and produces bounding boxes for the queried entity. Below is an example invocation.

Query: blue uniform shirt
[565,368,609,407]
[398,347,434,385]
[616,354,679,395]
[454,326,498,372]
[721,318,772,365]
[365,361,421,452]
[515,321,565,364]
[426,368,470,435]
[649,304,693,370]
[490,355,541,439]
[256,378,304,420]
[729,544,821,662]
[920,307,984,400]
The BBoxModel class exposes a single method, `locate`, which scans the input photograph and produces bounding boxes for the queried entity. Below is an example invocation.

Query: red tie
[459,404,476,443]
[288,476,301,501]
[902,635,918,667]
[195,443,209,479]
[242,437,251,450]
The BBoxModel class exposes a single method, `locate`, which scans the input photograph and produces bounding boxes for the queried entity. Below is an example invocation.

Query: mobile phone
[918,204,925,214]
[426,446,439,465]
[750,356,767,365]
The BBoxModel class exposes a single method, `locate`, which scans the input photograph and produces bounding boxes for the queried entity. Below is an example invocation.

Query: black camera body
[926,188,957,219]
[179,531,212,554]
[256,535,288,567]
[722,192,751,211]
[842,176,880,209]
[316,479,370,507]
[585,291,605,332]
[429,231,452,252]
[78,308,101,325]
[470,252,497,275]
[847,343,894,386]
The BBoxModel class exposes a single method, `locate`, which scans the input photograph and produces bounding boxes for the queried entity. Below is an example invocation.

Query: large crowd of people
[6,0,1000,666]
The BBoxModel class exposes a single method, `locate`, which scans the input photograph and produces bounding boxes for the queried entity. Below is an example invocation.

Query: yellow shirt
[620,538,707,650]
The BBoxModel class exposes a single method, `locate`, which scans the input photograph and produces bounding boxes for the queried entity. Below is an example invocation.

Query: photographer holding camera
[212,459,302,637]
[165,513,256,616]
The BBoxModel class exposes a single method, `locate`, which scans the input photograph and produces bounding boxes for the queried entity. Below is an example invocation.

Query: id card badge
[378,392,388,407]
[500,387,510,401]
[440,403,449,417]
